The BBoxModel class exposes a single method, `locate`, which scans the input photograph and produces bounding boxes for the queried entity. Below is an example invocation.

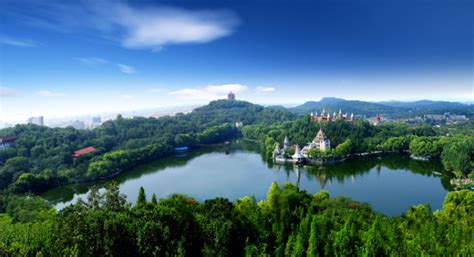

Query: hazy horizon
[1,95,472,125]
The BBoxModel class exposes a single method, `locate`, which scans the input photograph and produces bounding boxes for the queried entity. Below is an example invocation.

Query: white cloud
[115,6,239,49]
[0,86,20,96]
[38,90,65,97]
[255,86,276,93]
[76,57,108,65]
[117,64,136,74]
[0,36,36,47]
[170,84,247,100]
[3,2,239,51]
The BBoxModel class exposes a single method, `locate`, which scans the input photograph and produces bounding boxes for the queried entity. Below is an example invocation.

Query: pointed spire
[292,144,303,160]
[283,135,289,150]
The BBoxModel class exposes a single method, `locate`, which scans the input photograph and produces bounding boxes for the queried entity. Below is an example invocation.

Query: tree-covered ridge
[291,97,474,118]
[0,100,296,194]
[189,99,297,126]
[0,183,472,256]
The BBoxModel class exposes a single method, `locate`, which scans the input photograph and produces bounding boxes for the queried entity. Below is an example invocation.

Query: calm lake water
[43,141,452,216]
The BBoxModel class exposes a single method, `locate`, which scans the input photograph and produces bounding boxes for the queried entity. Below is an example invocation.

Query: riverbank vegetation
[0,100,296,194]
[242,116,474,180]
[0,183,472,256]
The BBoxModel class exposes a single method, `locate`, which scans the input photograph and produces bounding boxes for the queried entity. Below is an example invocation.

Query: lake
[42,140,452,216]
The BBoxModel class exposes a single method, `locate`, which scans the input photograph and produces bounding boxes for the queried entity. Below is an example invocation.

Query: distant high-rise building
[227,92,235,100]
[92,116,101,123]
[90,116,102,129]
[27,116,44,126]
[70,120,86,130]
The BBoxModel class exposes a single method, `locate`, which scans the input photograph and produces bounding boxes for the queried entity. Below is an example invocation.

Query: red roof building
[72,146,96,158]
[0,135,17,149]
[0,135,17,144]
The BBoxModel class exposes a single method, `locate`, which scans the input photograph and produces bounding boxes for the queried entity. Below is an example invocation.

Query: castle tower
[283,135,290,150]
[292,145,304,162]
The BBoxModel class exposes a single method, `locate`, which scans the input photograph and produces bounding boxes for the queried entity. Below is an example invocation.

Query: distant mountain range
[288,97,473,118]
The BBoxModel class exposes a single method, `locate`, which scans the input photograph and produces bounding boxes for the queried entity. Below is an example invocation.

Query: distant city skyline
[1,0,472,123]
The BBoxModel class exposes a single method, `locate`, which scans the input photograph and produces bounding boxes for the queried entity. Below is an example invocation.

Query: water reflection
[42,140,451,215]
[270,155,451,191]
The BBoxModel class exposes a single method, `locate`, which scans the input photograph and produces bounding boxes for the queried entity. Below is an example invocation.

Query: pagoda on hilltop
[227,92,235,100]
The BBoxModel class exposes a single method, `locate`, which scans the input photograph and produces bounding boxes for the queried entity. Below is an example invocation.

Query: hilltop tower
[227,92,235,100]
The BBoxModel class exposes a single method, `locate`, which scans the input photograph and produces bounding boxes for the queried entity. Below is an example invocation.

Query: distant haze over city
[0,96,471,129]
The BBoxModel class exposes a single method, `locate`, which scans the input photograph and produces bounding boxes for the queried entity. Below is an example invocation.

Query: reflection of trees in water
[44,140,261,204]
[44,144,452,206]
[272,155,451,191]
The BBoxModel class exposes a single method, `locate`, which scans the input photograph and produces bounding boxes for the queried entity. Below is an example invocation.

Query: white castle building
[300,128,330,156]
[273,128,331,163]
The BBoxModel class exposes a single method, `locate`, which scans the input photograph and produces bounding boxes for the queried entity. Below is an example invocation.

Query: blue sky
[0,0,472,123]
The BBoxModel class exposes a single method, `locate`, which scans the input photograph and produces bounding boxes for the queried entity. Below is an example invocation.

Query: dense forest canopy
[242,115,474,180]
[0,99,473,256]
[0,183,472,256]
[0,100,296,194]
[1,100,472,195]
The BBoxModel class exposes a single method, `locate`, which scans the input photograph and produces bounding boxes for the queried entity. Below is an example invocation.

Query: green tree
[136,186,147,207]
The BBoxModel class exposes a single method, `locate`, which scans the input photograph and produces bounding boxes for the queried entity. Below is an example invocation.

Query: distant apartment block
[27,116,44,126]
[92,116,101,123]
[424,113,468,123]
[90,116,102,129]
[70,120,86,130]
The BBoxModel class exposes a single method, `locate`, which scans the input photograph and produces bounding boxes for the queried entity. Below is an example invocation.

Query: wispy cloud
[2,1,239,51]
[0,86,20,96]
[117,64,136,74]
[38,90,65,97]
[255,86,276,93]
[75,57,108,65]
[0,36,36,47]
[170,84,247,100]
[76,57,136,75]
